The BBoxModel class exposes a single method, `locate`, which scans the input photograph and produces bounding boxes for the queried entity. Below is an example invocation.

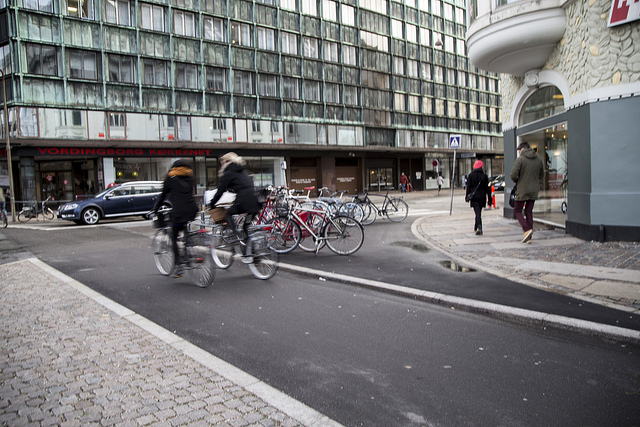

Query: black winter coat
[209,163,261,214]
[154,167,198,224]
[466,168,491,208]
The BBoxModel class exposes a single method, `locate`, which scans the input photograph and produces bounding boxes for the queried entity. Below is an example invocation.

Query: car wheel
[81,207,101,225]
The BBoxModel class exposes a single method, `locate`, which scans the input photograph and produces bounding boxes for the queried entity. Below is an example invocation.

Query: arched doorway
[516,86,567,226]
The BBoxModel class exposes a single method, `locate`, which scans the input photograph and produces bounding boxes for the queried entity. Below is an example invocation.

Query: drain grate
[440,260,476,273]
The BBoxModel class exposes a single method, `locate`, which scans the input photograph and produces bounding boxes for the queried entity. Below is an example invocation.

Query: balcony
[466,0,567,77]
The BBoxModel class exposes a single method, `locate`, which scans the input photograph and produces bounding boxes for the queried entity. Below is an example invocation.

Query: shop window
[39,108,87,139]
[67,0,95,19]
[140,3,164,32]
[519,86,565,125]
[203,17,225,42]
[105,0,131,26]
[26,44,59,76]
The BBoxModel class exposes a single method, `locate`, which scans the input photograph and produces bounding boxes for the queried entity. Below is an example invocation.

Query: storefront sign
[608,0,640,27]
[20,147,219,157]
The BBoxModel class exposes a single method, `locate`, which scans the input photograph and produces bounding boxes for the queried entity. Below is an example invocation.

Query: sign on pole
[449,135,461,215]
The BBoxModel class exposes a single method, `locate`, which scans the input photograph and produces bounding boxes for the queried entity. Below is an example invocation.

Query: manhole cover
[391,241,430,253]
[440,260,476,273]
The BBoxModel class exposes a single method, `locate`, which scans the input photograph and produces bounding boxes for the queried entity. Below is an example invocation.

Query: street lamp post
[1,69,17,222]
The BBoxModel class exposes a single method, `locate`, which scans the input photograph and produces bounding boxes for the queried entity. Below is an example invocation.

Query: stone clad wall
[500,0,640,124]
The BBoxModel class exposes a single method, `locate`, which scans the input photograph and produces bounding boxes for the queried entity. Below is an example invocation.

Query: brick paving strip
[414,209,640,313]
[0,258,341,427]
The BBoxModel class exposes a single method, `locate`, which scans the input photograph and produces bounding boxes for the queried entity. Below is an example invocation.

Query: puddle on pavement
[440,260,476,273]
[392,241,430,253]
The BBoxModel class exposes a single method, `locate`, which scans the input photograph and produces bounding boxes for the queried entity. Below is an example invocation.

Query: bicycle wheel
[324,215,365,256]
[42,208,55,220]
[184,238,216,288]
[297,209,326,252]
[265,217,301,254]
[210,225,235,269]
[338,202,365,223]
[385,198,409,222]
[246,234,279,280]
[152,229,174,275]
[17,209,32,223]
[359,202,376,225]
[1,212,7,228]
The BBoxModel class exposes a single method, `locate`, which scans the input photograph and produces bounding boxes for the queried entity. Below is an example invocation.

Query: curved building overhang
[467,1,567,77]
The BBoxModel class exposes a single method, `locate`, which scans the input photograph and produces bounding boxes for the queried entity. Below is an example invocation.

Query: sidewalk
[401,189,640,314]
[0,258,340,426]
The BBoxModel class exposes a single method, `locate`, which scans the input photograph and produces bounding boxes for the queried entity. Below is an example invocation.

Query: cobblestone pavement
[0,260,331,426]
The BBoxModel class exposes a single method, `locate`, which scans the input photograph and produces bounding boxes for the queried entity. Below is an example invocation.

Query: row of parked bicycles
[151,186,409,288]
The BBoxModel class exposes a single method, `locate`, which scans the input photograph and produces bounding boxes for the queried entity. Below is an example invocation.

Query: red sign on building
[608,0,640,27]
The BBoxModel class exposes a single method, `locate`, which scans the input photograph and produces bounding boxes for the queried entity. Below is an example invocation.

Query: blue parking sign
[449,134,461,149]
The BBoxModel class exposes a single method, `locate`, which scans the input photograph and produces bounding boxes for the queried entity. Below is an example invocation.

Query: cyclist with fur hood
[154,159,198,276]
[209,152,261,247]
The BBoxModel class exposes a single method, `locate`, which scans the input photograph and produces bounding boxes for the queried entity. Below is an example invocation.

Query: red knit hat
[473,160,484,169]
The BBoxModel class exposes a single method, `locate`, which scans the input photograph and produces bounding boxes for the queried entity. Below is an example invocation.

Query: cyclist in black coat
[209,152,260,252]
[154,159,198,275]
[466,160,491,235]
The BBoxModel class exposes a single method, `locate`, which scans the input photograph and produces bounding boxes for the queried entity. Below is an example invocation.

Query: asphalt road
[2,221,640,426]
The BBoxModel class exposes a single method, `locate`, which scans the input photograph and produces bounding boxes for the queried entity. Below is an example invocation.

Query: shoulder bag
[508,183,517,207]
[465,181,482,202]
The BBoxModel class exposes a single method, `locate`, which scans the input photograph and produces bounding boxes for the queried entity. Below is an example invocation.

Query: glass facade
[1,0,502,201]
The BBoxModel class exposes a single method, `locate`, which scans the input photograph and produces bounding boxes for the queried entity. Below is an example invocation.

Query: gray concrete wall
[588,96,640,227]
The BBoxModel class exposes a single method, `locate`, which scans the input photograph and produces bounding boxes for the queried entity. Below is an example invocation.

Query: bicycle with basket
[151,206,216,288]
[208,203,279,280]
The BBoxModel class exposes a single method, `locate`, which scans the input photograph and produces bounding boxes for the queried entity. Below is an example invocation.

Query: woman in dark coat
[154,159,199,275]
[466,160,491,235]
[209,152,260,246]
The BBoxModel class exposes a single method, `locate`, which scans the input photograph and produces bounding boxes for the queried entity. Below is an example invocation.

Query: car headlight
[63,203,79,210]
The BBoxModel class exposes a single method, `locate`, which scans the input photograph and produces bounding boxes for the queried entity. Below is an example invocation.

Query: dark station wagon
[58,181,166,225]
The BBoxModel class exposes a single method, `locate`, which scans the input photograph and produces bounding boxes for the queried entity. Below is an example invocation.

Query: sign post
[448,135,461,215]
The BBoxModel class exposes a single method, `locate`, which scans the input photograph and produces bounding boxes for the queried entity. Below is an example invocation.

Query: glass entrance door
[367,167,393,192]
[519,122,568,225]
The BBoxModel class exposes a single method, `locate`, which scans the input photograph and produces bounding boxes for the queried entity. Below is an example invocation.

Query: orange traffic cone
[491,185,496,208]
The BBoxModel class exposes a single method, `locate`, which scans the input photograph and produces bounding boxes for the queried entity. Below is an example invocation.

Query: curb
[24,257,343,427]
[277,262,640,345]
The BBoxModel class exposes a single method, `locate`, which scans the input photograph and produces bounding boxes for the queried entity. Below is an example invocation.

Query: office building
[1,0,502,204]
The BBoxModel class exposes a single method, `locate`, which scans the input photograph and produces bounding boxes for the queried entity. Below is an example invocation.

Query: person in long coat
[209,152,261,248]
[154,159,199,275]
[466,160,491,235]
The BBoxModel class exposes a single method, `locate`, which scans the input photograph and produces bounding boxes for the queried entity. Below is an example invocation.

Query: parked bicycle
[208,206,279,280]
[353,187,409,225]
[266,200,364,255]
[17,196,56,222]
[317,187,365,222]
[151,207,216,288]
